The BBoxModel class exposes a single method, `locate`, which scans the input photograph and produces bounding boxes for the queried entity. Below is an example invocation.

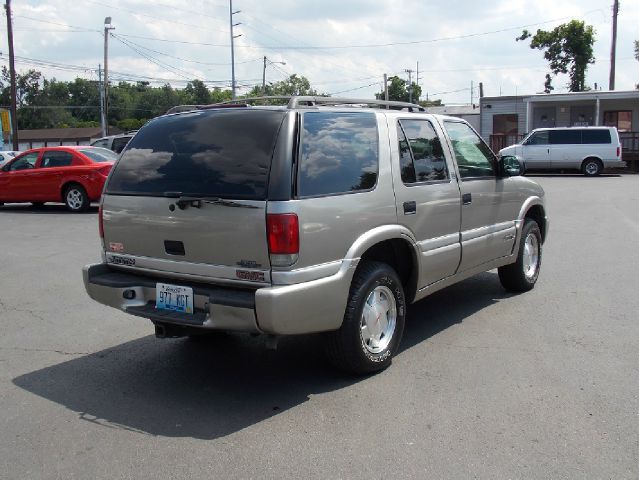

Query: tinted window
[80,148,118,162]
[525,131,549,145]
[112,136,131,153]
[298,112,378,197]
[41,151,74,168]
[549,129,581,145]
[9,152,39,171]
[397,120,448,183]
[91,139,109,149]
[581,129,611,144]
[443,121,496,179]
[107,110,285,200]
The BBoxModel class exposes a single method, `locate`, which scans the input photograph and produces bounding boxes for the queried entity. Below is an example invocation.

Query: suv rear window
[106,109,285,200]
[297,112,378,197]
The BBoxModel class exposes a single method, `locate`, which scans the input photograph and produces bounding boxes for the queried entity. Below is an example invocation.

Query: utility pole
[98,64,106,137]
[405,69,414,103]
[103,17,114,135]
[479,82,484,99]
[262,56,286,95]
[470,80,474,105]
[383,73,389,108]
[609,0,619,90]
[229,0,241,100]
[5,0,18,150]
[416,61,419,102]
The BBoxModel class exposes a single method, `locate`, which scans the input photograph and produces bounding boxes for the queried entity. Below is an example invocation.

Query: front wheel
[326,261,406,375]
[498,219,542,292]
[64,185,89,212]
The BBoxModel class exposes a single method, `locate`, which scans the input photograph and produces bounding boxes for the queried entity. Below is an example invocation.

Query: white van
[500,126,625,176]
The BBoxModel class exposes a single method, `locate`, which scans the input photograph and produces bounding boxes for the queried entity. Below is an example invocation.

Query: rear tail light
[617,146,620,157]
[98,204,104,239]
[267,213,299,267]
[97,165,112,177]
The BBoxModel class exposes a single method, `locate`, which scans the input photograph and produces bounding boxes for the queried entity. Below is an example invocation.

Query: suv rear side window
[106,110,285,200]
[581,129,611,144]
[298,112,378,197]
[397,119,448,183]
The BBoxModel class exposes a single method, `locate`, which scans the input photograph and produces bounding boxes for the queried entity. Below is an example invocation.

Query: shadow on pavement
[13,272,510,439]
[0,203,98,214]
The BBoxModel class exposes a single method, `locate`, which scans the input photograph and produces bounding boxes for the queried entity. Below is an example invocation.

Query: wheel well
[525,205,547,243]
[60,181,84,200]
[360,239,417,302]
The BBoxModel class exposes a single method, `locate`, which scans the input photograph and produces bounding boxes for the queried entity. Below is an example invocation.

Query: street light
[262,56,286,94]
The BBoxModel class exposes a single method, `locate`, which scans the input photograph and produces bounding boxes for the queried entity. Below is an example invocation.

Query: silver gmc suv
[83,96,548,374]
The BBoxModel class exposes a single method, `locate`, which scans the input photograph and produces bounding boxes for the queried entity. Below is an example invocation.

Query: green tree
[376,76,421,103]
[248,74,318,98]
[517,20,595,92]
[183,79,211,105]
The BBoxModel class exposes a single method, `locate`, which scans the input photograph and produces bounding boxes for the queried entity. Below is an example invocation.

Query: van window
[549,129,581,145]
[297,112,378,197]
[581,129,611,144]
[525,131,549,145]
[106,109,285,200]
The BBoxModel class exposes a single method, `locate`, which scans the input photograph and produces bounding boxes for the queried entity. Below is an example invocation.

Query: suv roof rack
[165,96,425,115]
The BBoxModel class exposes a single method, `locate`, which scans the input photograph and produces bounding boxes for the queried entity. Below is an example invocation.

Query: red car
[0,146,117,212]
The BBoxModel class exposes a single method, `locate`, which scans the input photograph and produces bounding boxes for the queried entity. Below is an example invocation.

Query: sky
[1,0,638,104]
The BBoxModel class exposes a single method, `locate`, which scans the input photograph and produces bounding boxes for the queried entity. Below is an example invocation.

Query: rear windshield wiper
[163,192,259,209]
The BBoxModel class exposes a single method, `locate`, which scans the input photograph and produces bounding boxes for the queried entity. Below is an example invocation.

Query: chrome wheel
[360,285,397,354]
[522,232,540,280]
[585,162,599,175]
[66,188,84,210]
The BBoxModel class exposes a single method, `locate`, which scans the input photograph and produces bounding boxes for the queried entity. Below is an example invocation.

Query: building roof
[16,127,107,141]
[481,89,639,103]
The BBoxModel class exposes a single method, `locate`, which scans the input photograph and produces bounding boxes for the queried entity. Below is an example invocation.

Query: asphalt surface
[1,174,638,479]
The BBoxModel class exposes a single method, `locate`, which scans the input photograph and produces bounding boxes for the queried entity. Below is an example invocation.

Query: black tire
[498,219,542,292]
[326,261,406,375]
[63,184,90,212]
[581,158,602,177]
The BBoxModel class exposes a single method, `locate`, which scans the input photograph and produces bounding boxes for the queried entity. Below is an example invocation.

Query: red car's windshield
[80,148,118,163]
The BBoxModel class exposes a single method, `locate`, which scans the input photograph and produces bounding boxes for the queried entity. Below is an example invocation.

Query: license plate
[156,283,193,314]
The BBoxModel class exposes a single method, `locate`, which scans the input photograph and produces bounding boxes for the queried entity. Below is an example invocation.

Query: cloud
[0,0,637,105]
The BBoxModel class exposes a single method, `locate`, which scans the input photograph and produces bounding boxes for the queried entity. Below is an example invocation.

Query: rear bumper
[83,262,355,335]
[604,160,626,169]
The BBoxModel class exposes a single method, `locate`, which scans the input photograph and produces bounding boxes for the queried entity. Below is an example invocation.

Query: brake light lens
[97,165,112,177]
[98,204,104,238]
[617,146,620,157]
[267,213,299,266]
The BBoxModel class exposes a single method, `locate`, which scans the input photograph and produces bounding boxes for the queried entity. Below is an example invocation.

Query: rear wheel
[64,184,89,212]
[326,261,406,375]
[581,158,602,176]
[498,219,542,292]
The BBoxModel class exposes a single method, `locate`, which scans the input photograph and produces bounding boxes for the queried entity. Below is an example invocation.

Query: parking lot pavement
[1,175,638,479]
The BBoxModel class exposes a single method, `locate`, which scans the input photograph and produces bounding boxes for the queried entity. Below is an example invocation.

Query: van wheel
[64,184,89,212]
[326,261,406,375]
[582,158,602,176]
[498,219,542,292]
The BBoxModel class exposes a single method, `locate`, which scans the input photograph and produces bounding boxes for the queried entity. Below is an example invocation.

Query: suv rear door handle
[462,193,472,205]
[403,201,416,215]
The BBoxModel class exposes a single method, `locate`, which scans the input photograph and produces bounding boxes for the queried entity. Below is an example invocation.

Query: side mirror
[499,155,523,177]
